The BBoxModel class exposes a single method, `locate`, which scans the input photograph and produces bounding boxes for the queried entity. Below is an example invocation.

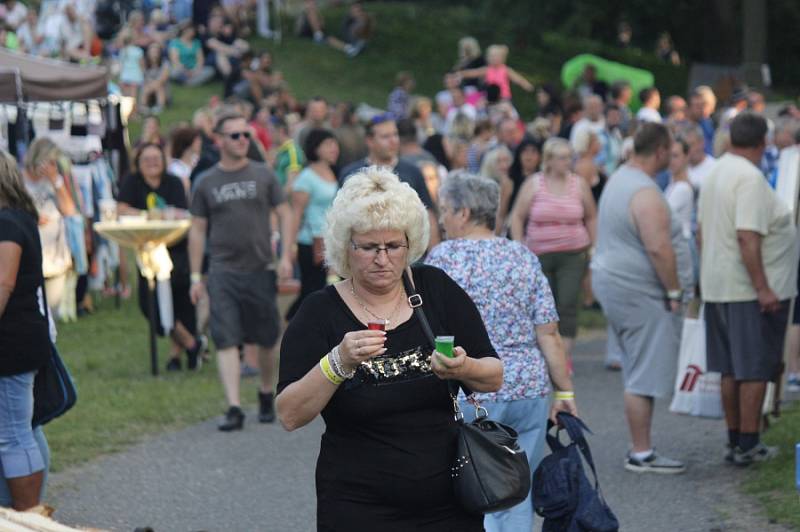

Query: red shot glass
[368,319,387,331]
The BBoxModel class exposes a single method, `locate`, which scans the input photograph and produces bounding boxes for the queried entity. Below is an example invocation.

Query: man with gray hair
[684,125,716,191]
[592,122,693,474]
[699,112,797,466]
[569,94,605,151]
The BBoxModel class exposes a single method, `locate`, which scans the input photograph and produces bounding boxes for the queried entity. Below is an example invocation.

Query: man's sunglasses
[226,131,252,140]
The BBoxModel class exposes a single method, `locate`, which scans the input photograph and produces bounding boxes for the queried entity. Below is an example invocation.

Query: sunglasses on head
[226,131,252,140]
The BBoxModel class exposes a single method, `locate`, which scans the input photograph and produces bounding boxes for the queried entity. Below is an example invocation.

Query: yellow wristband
[319,355,344,385]
[554,391,575,400]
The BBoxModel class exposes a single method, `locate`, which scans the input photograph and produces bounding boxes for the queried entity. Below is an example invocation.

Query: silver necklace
[350,279,406,325]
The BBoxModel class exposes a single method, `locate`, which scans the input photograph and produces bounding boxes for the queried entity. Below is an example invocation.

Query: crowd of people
[2,0,800,527]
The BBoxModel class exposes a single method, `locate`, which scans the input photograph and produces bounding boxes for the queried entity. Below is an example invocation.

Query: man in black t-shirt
[339,116,440,248]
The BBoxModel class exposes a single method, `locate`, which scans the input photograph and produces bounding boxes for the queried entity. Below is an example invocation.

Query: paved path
[48,337,792,532]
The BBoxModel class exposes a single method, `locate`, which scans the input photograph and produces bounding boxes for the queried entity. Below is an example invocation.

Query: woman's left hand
[430,346,470,380]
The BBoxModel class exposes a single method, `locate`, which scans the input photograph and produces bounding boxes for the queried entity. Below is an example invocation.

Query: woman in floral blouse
[427,171,577,532]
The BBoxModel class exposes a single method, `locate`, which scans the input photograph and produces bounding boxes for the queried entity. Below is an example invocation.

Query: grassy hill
[146,1,689,137]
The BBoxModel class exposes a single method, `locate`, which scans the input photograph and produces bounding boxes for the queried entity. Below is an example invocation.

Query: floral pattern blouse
[426,238,559,402]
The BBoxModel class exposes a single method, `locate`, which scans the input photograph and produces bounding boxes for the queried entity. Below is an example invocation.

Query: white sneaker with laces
[624,450,686,474]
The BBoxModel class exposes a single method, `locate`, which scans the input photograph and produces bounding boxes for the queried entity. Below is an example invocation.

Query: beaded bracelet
[554,390,575,401]
[330,345,356,379]
[319,354,344,385]
[329,350,347,380]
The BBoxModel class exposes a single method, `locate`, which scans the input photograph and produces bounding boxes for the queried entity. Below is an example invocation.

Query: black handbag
[401,271,531,515]
[32,292,78,427]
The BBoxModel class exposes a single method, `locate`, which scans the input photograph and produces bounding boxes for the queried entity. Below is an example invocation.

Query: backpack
[532,413,619,532]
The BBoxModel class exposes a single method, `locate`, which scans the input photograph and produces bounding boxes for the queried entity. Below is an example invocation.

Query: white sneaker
[786,374,800,393]
[625,450,686,474]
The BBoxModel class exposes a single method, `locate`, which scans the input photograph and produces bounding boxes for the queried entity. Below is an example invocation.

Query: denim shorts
[0,371,46,479]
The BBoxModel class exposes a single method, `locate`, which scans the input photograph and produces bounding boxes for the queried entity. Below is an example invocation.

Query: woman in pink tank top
[510,137,597,361]
[457,44,533,101]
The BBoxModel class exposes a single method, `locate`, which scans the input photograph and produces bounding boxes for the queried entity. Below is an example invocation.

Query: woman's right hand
[337,330,386,371]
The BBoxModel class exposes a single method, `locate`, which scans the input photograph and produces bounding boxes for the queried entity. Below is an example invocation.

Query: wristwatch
[666,289,683,301]
[190,272,203,284]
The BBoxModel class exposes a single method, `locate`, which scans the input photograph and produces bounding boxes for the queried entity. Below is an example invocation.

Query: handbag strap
[549,413,602,490]
[401,270,461,401]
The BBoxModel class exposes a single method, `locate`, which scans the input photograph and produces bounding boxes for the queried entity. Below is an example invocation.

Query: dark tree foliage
[429,0,800,88]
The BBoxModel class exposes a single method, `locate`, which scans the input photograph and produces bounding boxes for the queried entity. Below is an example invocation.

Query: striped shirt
[525,173,590,255]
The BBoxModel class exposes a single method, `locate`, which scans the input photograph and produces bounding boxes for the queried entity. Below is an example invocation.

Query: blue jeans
[0,371,48,505]
[460,397,550,532]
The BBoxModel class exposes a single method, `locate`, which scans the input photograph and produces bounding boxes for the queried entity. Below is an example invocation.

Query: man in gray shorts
[699,112,797,465]
[189,111,295,431]
[591,123,693,474]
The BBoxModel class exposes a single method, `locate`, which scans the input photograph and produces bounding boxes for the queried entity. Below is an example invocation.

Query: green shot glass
[435,336,455,358]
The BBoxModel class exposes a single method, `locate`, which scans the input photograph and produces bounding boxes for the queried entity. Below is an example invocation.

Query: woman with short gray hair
[277,166,503,530]
[428,171,577,532]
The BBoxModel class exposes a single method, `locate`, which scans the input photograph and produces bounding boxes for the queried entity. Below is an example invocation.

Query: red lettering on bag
[680,364,703,392]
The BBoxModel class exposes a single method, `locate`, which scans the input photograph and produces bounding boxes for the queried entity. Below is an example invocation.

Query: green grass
[45,288,261,472]
[743,402,800,529]
[129,1,571,131]
[128,81,222,143]
[252,3,557,119]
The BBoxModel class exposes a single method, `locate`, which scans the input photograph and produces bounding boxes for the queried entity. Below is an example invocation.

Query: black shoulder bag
[32,289,78,427]
[401,270,531,515]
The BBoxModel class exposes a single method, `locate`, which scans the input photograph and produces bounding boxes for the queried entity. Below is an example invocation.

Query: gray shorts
[207,270,280,350]
[705,300,789,381]
[593,277,682,399]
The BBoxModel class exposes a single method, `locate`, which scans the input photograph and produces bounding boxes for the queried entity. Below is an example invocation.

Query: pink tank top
[485,64,512,100]
[525,173,591,255]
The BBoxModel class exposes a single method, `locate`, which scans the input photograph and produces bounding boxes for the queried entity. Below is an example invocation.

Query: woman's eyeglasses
[226,131,252,141]
[350,240,409,259]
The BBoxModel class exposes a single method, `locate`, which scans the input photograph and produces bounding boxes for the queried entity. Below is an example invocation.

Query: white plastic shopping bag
[669,306,723,419]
